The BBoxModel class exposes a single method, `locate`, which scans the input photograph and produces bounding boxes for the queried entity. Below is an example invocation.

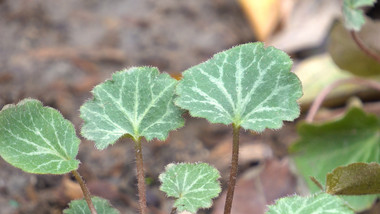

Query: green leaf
[63,197,119,214]
[159,163,221,213]
[175,42,302,131]
[266,193,354,214]
[326,162,380,195]
[80,67,184,149]
[291,107,380,211]
[0,99,80,174]
[343,0,376,31]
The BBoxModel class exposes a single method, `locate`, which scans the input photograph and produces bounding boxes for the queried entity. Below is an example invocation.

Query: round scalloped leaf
[175,42,302,132]
[266,193,354,214]
[63,197,119,214]
[0,99,80,174]
[159,163,221,213]
[291,107,380,211]
[343,0,376,31]
[80,67,184,149]
[326,162,380,195]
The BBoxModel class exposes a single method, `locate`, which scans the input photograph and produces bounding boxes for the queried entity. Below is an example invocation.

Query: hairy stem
[306,77,380,122]
[71,170,97,214]
[350,31,380,64]
[135,138,148,214]
[223,124,241,214]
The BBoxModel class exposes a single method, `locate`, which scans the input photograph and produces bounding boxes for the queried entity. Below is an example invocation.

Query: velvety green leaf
[63,197,119,214]
[80,67,184,149]
[343,0,376,31]
[291,107,380,211]
[0,99,80,174]
[159,163,221,213]
[266,193,354,214]
[326,162,380,195]
[175,42,302,131]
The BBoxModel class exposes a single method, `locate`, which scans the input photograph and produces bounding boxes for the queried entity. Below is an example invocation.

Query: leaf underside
[291,107,380,211]
[159,163,221,213]
[175,42,302,132]
[0,99,80,174]
[266,193,354,214]
[342,0,376,31]
[63,197,119,214]
[326,162,380,195]
[80,67,184,149]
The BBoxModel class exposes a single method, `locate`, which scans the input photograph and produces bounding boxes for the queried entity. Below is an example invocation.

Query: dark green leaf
[326,162,380,195]
[291,107,380,211]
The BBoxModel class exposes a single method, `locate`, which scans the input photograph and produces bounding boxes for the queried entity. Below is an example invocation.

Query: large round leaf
[175,42,302,131]
[0,99,80,174]
[291,107,380,211]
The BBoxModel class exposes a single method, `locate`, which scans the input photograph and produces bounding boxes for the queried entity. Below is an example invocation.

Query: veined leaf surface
[266,193,354,214]
[343,0,376,31]
[175,42,302,131]
[159,163,221,213]
[63,197,119,214]
[0,99,80,174]
[80,67,184,149]
[291,107,380,211]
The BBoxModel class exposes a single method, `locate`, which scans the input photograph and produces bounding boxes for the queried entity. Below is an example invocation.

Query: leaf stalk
[71,170,97,214]
[223,124,241,214]
[306,77,380,122]
[135,138,148,214]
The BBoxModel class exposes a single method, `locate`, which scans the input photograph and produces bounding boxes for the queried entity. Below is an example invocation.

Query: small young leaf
[80,67,184,149]
[63,197,119,214]
[342,0,376,31]
[0,99,80,174]
[266,193,354,214]
[159,163,221,213]
[291,107,380,211]
[175,42,302,131]
[326,162,380,195]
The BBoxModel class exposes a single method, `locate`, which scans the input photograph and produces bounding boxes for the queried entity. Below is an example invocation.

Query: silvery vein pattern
[80,67,184,149]
[0,99,80,174]
[267,193,354,214]
[159,163,221,213]
[64,197,119,214]
[175,42,302,131]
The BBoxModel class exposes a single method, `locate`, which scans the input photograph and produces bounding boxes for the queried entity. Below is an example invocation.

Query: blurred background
[0,0,379,213]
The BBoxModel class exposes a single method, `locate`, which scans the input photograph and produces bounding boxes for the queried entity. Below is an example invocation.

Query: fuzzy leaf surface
[343,0,376,31]
[266,193,354,214]
[291,107,380,211]
[63,197,119,214]
[0,99,80,174]
[159,163,221,213]
[175,42,302,131]
[326,162,380,195]
[80,67,184,149]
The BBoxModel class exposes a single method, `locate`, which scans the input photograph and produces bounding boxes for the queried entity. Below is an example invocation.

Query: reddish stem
[135,138,148,214]
[223,124,241,214]
[71,170,97,214]
[350,31,380,64]
[306,77,380,122]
